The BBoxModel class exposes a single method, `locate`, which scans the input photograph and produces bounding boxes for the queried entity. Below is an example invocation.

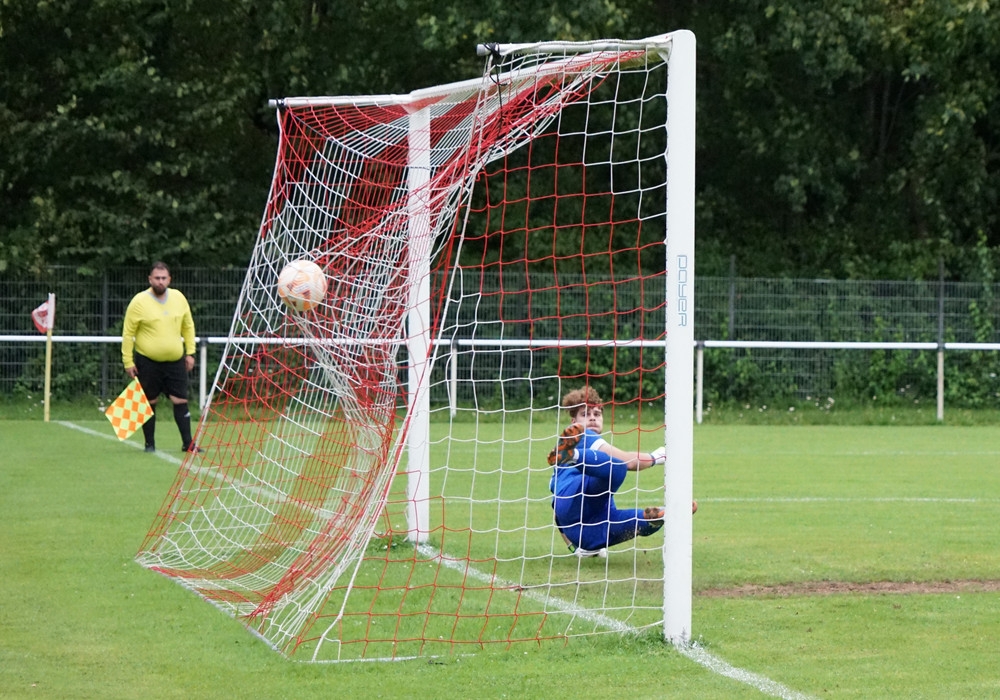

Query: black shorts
[134,353,189,402]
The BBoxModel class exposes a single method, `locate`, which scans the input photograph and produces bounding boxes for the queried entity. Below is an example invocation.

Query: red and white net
[137,35,684,660]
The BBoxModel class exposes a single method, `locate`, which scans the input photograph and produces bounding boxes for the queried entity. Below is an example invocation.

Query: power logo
[676,254,689,327]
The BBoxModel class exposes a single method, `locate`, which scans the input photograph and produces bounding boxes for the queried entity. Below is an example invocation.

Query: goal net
[136,31,695,661]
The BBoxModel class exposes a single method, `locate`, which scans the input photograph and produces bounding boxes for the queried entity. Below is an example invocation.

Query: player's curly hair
[561,386,603,419]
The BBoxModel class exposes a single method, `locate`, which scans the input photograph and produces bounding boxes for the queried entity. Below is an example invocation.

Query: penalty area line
[702,496,994,504]
[416,543,815,700]
[678,643,815,700]
[57,420,183,464]
[57,420,298,508]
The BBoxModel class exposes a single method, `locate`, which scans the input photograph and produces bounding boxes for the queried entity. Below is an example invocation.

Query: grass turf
[1,417,998,698]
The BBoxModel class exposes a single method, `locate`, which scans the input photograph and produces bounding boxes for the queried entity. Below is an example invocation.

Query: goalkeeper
[548,386,693,558]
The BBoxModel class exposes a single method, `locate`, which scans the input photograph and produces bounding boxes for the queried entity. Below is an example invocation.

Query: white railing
[4,335,1000,422]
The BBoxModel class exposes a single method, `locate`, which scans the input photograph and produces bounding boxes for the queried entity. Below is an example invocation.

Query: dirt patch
[698,579,1000,598]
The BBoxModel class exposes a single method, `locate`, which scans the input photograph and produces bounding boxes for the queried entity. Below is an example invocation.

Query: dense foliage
[1,0,997,280]
[695,0,1000,280]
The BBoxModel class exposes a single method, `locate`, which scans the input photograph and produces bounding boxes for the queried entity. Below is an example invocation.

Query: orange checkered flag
[105,378,154,441]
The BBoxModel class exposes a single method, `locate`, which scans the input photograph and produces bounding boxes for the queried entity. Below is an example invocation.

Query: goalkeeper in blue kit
[548,386,696,558]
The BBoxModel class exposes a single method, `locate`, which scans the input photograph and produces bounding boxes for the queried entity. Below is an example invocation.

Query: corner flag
[32,293,56,421]
[31,295,55,333]
[105,378,154,441]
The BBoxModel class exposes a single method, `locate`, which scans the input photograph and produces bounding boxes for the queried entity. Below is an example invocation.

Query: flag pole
[43,293,55,422]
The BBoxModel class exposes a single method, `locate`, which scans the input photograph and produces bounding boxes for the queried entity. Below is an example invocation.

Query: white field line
[416,541,814,700]
[702,497,998,504]
[56,421,318,510]
[678,644,815,700]
[58,420,185,464]
[415,542,633,634]
[62,422,991,509]
[699,449,1000,456]
[64,419,814,698]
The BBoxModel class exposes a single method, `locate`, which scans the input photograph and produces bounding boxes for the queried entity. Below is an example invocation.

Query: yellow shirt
[121,288,196,368]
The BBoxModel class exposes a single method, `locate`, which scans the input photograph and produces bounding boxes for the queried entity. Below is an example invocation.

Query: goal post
[663,28,696,645]
[406,105,433,546]
[136,30,696,661]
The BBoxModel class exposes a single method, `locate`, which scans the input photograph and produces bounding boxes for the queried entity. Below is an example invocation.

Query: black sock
[174,402,193,448]
[142,414,156,447]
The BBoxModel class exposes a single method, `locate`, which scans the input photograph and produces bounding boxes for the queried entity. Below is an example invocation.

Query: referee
[121,261,200,453]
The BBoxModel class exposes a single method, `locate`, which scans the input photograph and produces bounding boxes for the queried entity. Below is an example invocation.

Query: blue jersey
[548,428,610,497]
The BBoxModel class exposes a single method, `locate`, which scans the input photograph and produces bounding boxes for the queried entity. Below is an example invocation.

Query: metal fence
[0,266,246,402]
[697,277,1000,409]
[2,266,999,408]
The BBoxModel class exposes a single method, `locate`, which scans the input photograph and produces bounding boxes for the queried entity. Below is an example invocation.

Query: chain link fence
[0,266,245,402]
[2,267,998,407]
[697,277,999,407]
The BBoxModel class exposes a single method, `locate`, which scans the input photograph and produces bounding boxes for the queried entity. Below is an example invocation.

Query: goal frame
[272,35,697,643]
[144,29,696,658]
[661,29,696,644]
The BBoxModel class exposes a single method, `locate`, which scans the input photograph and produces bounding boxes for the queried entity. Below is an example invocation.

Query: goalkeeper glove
[649,446,667,465]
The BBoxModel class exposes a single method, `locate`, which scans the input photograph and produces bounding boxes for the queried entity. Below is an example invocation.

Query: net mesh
[137,36,679,661]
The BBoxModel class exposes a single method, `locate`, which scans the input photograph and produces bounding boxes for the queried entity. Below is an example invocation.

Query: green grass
[699,399,1000,426]
[2,416,999,698]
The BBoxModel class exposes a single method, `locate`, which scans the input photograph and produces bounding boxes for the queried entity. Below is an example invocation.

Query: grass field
[2,413,999,698]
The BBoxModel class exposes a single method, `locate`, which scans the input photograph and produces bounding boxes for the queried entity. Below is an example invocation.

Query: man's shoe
[643,506,666,522]
[182,442,203,454]
[575,546,607,559]
[144,444,156,453]
[643,504,698,519]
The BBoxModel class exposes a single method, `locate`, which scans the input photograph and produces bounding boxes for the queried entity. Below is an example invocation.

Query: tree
[687,0,1000,279]
[0,0,637,275]
[0,0,278,274]
[2,1,996,282]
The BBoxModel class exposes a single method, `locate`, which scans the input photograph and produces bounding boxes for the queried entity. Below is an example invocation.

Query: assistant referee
[121,261,200,453]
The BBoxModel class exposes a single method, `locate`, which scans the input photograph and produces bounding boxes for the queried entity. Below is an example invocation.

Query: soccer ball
[277,259,327,312]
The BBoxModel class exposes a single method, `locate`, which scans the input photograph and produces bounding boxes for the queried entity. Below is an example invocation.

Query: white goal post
[135,30,697,660]
[663,28,696,644]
